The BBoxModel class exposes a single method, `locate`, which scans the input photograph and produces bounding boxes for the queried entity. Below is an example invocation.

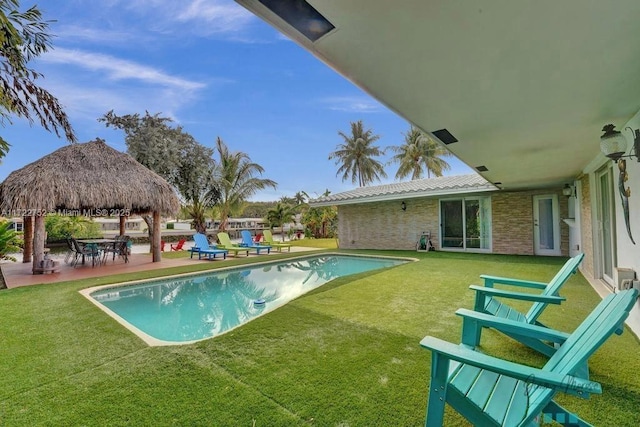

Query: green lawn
[1,251,639,426]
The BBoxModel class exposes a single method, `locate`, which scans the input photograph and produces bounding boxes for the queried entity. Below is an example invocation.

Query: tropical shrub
[45,215,101,240]
[302,206,337,238]
[0,221,21,261]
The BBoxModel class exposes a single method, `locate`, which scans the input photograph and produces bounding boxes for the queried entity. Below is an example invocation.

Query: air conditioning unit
[615,268,637,292]
[620,279,634,291]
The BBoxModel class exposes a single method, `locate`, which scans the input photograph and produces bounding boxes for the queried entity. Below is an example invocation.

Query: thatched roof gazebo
[0,139,180,272]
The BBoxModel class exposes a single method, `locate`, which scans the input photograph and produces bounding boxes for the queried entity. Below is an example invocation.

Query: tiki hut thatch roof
[0,139,180,216]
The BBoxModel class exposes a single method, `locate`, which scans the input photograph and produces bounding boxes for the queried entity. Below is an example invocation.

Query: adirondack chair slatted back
[433,290,637,426]
[217,232,233,246]
[240,230,254,246]
[524,253,585,322]
[544,289,637,376]
[193,233,211,250]
[521,289,638,410]
[263,229,275,243]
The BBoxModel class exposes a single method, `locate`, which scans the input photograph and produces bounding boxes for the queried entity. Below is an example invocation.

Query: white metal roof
[310,174,496,206]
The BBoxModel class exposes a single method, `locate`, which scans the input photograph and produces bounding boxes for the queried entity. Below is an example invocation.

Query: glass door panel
[533,195,560,256]
[597,168,615,283]
[441,197,491,251]
[441,200,463,248]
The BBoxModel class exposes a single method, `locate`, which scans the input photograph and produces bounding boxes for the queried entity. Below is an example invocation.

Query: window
[440,197,491,251]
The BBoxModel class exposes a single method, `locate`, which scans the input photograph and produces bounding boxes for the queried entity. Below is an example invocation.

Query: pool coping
[79,252,417,347]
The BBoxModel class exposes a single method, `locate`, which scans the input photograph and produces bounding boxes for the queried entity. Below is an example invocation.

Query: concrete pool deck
[1,245,320,289]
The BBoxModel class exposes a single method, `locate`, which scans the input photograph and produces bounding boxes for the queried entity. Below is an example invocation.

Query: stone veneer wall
[492,189,569,256]
[337,189,569,256]
[579,175,594,279]
[338,199,439,250]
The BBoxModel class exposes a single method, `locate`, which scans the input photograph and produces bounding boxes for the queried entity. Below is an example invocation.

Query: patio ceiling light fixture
[600,124,640,163]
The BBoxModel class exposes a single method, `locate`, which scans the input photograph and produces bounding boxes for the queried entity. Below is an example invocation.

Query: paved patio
[1,245,318,289]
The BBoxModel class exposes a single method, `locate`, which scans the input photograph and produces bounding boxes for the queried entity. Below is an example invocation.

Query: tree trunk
[32,215,45,274]
[23,215,33,263]
[119,216,126,236]
[152,211,161,262]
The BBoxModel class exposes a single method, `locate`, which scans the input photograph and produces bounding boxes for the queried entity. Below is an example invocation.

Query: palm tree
[266,202,296,242]
[213,137,277,231]
[389,126,452,179]
[293,191,309,205]
[329,120,387,187]
[186,186,221,233]
[0,1,76,158]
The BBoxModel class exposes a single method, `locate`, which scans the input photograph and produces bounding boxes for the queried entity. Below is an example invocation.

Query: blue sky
[0,0,472,201]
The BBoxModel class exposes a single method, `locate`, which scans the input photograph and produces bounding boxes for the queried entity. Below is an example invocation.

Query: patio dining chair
[102,238,129,264]
[71,238,102,267]
[64,238,77,264]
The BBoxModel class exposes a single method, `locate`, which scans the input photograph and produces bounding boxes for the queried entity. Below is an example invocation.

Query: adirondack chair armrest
[469,285,566,304]
[479,274,548,289]
[420,336,602,396]
[456,308,571,346]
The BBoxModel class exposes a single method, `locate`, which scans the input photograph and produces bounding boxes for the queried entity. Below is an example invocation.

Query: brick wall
[338,199,439,250]
[337,189,569,256]
[492,189,569,256]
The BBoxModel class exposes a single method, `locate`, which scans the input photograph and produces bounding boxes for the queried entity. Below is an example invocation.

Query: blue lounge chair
[421,289,638,426]
[240,230,271,254]
[190,233,228,260]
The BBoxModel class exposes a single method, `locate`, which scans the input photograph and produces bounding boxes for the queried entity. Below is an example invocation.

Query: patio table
[77,239,118,265]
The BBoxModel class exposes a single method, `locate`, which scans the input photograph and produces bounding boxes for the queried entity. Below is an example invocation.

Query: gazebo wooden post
[119,216,126,236]
[32,215,45,274]
[23,215,33,263]
[152,210,161,262]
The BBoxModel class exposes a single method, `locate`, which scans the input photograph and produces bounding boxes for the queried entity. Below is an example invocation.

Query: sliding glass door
[440,197,491,251]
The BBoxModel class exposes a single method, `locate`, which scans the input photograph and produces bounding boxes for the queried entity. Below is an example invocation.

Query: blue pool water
[88,254,407,345]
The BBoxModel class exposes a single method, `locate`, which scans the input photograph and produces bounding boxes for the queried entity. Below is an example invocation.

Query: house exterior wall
[578,110,640,288]
[616,112,640,283]
[490,189,569,256]
[579,175,595,280]
[338,199,439,250]
[337,189,569,256]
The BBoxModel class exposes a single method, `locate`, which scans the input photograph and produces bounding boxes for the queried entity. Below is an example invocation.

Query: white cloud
[41,48,206,92]
[320,96,385,113]
[112,0,256,37]
[177,0,256,34]
[43,78,188,124]
[53,25,137,44]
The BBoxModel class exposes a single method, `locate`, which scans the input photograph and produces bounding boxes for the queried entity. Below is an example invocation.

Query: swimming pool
[82,254,409,345]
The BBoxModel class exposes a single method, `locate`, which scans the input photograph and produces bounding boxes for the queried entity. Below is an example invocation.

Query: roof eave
[310,185,498,207]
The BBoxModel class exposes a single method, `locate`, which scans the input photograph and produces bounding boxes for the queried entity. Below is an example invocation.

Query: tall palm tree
[389,126,452,179]
[266,202,296,242]
[329,120,387,187]
[293,190,309,205]
[213,137,277,231]
[186,186,221,233]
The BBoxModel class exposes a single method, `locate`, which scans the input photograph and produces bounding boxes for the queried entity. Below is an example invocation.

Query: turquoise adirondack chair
[467,253,584,356]
[421,289,637,426]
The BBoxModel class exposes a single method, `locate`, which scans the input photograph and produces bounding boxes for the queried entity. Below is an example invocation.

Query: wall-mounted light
[562,184,573,198]
[401,201,406,211]
[600,124,640,162]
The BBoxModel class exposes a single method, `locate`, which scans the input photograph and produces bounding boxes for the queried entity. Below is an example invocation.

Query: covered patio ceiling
[237,0,640,190]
